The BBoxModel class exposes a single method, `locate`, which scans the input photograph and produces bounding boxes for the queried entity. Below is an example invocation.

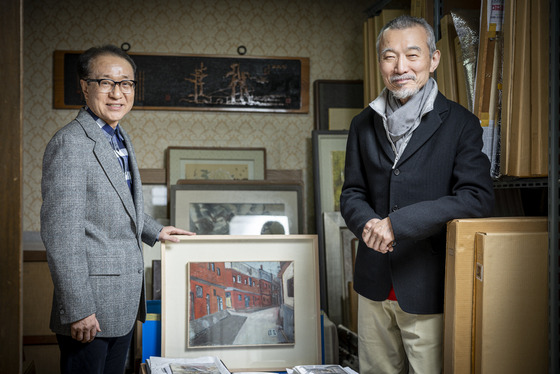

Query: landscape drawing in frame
[161,235,321,372]
[187,260,295,348]
[167,147,266,186]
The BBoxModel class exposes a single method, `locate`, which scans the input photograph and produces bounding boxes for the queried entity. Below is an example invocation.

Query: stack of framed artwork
[312,80,363,330]
[142,146,306,299]
[166,146,304,236]
[140,146,311,369]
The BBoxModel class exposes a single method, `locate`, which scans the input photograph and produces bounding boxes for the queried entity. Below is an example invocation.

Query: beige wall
[23,0,369,231]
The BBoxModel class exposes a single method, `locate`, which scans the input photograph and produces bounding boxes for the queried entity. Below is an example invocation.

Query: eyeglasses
[85,78,137,94]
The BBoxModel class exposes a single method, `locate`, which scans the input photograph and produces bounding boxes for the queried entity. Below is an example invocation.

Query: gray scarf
[370,77,438,168]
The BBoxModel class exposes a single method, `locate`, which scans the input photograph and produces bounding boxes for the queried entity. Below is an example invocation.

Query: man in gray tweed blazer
[40,45,194,374]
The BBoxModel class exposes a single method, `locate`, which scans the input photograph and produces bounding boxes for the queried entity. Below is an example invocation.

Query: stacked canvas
[443,217,547,374]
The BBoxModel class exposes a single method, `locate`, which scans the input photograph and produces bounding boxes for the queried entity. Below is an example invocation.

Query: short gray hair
[376,15,437,60]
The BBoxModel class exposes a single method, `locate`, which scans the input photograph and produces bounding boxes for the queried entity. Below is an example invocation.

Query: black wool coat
[340,92,495,314]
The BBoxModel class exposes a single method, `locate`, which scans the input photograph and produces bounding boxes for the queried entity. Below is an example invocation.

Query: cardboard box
[474,232,548,373]
[443,217,547,374]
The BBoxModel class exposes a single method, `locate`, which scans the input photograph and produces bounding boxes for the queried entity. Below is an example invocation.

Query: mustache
[390,74,416,83]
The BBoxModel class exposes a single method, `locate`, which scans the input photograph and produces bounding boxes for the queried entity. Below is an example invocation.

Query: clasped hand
[362,217,395,254]
[71,314,101,343]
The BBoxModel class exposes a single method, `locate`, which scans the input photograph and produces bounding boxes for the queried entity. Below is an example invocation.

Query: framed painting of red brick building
[161,235,320,372]
[187,260,294,347]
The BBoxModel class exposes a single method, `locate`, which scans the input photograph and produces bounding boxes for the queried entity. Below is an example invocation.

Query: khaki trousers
[357,295,443,374]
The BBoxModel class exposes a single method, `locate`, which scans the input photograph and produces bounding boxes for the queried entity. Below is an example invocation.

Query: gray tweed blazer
[40,108,163,337]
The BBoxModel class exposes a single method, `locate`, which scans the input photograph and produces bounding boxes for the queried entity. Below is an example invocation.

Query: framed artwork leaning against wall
[313,79,364,130]
[166,146,267,186]
[161,235,321,372]
[312,130,348,310]
[170,180,304,235]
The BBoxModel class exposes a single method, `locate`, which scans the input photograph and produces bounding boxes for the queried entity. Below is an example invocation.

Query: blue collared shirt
[85,107,133,192]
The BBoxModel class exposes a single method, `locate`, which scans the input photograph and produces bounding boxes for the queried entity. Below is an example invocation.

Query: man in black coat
[340,15,494,373]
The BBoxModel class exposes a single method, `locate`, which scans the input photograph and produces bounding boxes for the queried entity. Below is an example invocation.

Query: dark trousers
[56,328,134,374]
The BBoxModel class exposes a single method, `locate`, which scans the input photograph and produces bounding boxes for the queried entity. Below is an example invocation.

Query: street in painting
[188,261,295,347]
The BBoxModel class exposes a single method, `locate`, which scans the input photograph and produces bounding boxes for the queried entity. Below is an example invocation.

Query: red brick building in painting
[188,262,228,321]
[189,261,282,321]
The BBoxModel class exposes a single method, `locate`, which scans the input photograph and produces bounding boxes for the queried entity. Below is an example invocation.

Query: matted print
[167,147,266,186]
[187,260,295,348]
[171,181,303,235]
[188,203,286,235]
[161,235,321,371]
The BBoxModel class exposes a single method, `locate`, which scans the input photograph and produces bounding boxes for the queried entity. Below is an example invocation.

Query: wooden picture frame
[139,168,166,185]
[313,80,363,130]
[312,130,348,310]
[161,235,321,371]
[167,147,266,186]
[54,51,309,113]
[171,180,303,235]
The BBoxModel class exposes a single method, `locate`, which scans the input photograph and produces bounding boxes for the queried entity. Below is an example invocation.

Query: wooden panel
[265,169,303,183]
[454,36,469,109]
[22,256,59,374]
[530,0,549,176]
[365,17,377,104]
[0,0,23,372]
[473,0,492,120]
[23,250,47,262]
[23,345,60,374]
[23,262,54,336]
[139,168,166,185]
[501,0,515,174]
[23,336,57,345]
[439,14,458,102]
[508,0,531,176]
